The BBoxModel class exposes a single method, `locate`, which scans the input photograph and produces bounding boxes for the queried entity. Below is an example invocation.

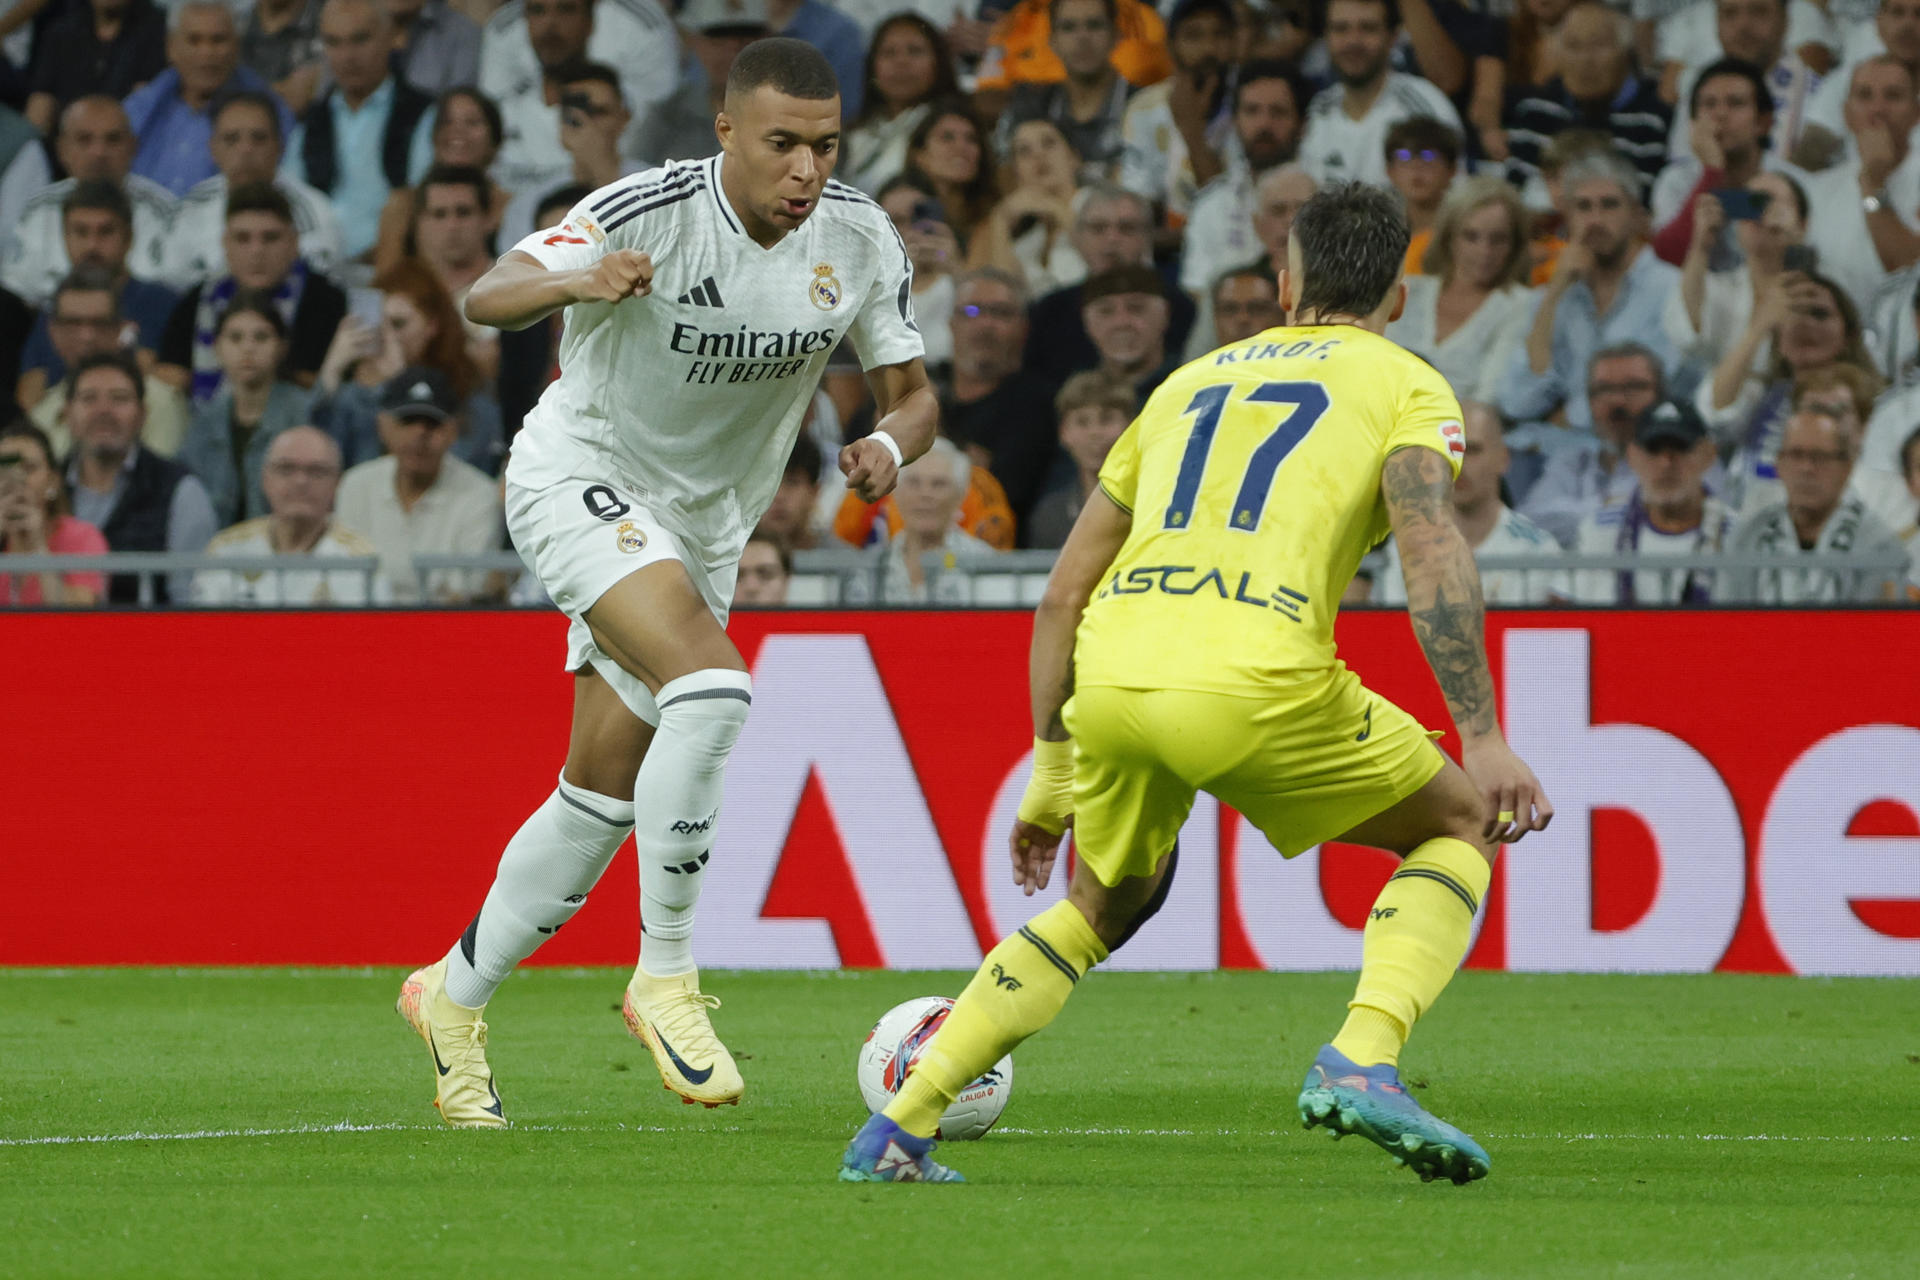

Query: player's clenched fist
[574,249,653,304]
[839,436,899,503]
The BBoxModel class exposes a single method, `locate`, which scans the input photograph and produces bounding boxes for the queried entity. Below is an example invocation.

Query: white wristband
[868,430,904,468]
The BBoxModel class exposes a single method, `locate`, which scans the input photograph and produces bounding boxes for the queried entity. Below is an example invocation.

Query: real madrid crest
[616,521,646,554]
[809,262,841,311]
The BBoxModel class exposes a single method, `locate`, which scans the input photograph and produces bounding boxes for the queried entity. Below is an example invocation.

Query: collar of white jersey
[706,154,744,237]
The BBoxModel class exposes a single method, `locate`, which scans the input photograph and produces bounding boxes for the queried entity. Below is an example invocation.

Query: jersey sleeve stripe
[601,182,704,233]
[1098,479,1134,514]
[591,169,698,219]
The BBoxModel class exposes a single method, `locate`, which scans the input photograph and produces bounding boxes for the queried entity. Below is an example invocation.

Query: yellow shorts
[1062,669,1447,886]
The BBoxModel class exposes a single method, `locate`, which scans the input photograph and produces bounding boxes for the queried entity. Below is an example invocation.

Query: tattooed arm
[1383,445,1553,841]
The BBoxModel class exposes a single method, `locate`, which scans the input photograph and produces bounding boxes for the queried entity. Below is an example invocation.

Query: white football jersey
[1375,504,1568,606]
[508,154,923,554]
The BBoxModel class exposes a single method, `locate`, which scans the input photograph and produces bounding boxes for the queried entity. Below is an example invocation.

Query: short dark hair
[745,529,794,575]
[536,182,592,227]
[435,87,504,151]
[726,36,839,102]
[784,430,822,485]
[62,179,132,230]
[1327,0,1399,30]
[1167,0,1235,38]
[1210,264,1277,306]
[554,59,622,98]
[1289,182,1408,319]
[1049,0,1116,26]
[876,171,937,205]
[1234,58,1311,116]
[67,349,144,403]
[215,288,289,342]
[1688,57,1774,121]
[225,180,294,225]
[1900,423,1920,482]
[1383,116,1461,165]
[418,163,490,212]
[211,88,284,142]
[53,264,122,312]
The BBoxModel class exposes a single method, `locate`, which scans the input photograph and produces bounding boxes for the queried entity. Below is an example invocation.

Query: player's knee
[1071,844,1180,953]
[654,668,753,760]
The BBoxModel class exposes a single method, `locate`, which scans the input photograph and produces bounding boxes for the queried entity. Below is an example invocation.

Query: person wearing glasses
[1385,117,1461,275]
[192,424,387,605]
[0,419,108,607]
[28,268,191,460]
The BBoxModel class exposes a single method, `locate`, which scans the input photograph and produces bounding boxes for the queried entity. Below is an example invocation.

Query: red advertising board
[3,611,1916,974]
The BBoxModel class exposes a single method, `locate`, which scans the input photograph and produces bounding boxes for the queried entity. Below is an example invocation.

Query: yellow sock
[1332,837,1491,1068]
[885,899,1109,1137]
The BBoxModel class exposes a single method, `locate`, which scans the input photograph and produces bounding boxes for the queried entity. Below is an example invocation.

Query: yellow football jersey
[1075,324,1465,697]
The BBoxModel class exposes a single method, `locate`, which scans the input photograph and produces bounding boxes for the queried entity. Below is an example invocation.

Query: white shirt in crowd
[1803,150,1920,318]
[1660,263,1775,381]
[1667,55,1820,163]
[1655,0,1837,72]
[1297,72,1461,189]
[1569,493,1736,604]
[0,175,177,305]
[842,104,930,197]
[0,139,49,241]
[1384,277,1536,404]
[192,518,390,606]
[1518,442,1640,549]
[1722,492,1908,602]
[1118,80,1236,221]
[479,0,682,189]
[510,155,923,560]
[845,525,999,605]
[149,173,346,290]
[1178,165,1265,294]
[1374,503,1568,605]
[334,454,503,603]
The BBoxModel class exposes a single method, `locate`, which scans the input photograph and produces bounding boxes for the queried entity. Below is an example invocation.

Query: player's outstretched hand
[1010,818,1068,895]
[574,250,653,305]
[1462,737,1553,844]
[839,437,899,503]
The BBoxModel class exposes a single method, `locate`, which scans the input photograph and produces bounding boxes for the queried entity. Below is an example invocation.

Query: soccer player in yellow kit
[839,182,1554,1186]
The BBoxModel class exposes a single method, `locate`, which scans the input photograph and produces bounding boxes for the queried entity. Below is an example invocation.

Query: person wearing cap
[333,364,504,602]
[1569,396,1735,605]
[1722,406,1908,603]
[1081,262,1177,403]
[193,425,389,606]
[994,0,1135,182]
[1117,0,1236,221]
[633,0,774,164]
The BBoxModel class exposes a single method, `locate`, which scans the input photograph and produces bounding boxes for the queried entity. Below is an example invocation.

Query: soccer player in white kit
[393,39,938,1127]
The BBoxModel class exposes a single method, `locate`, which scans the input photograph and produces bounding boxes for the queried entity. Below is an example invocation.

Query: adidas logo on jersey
[677,276,725,308]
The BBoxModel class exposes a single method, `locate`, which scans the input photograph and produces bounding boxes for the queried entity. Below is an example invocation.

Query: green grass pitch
[3,968,1917,1279]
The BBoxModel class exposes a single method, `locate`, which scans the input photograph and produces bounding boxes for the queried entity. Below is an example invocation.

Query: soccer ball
[856,996,1013,1141]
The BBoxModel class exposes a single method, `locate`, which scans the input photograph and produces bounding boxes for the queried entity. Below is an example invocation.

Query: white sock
[633,668,752,978]
[443,774,635,1008]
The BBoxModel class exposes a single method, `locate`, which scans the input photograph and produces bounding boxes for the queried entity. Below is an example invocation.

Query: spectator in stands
[316,258,501,473]
[1898,426,1920,557]
[1025,370,1130,548]
[1082,263,1177,403]
[28,268,190,460]
[387,0,483,96]
[968,120,1086,295]
[1570,397,1733,604]
[1800,0,1920,166]
[768,0,865,120]
[0,101,50,238]
[287,0,437,263]
[1472,0,1575,160]
[156,91,345,290]
[1665,0,1819,164]
[1,98,174,308]
[1521,342,1665,545]
[867,436,999,603]
[905,100,997,248]
[1117,0,1234,225]
[1522,128,1616,286]
[1024,185,1196,384]
[1386,116,1460,273]
[940,268,1057,523]
[878,174,962,365]
[973,0,1170,106]
[1373,403,1568,604]
[1664,168,1808,377]
[1179,60,1309,296]
[842,14,959,195]
[241,0,326,116]
[732,531,791,607]
[193,424,384,605]
[406,166,496,324]
[124,1,293,200]
[1244,163,1318,280]
[384,88,513,264]
[1211,266,1284,345]
[1386,176,1533,404]
[1803,57,1920,319]
[0,419,107,606]
[995,0,1131,179]
[1297,0,1463,188]
[496,183,581,447]
[757,432,823,551]
[479,0,681,192]
[15,183,178,406]
[1501,151,1681,433]
[1724,406,1907,600]
[63,349,218,601]
[24,0,167,134]
[334,364,502,602]
[1501,2,1672,201]
[1699,269,1878,515]
[636,0,771,166]
[156,183,348,404]
[179,293,315,526]
[1650,60,1784,265]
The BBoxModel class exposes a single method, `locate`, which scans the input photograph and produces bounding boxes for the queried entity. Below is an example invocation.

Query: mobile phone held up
[1712,188,1770,221]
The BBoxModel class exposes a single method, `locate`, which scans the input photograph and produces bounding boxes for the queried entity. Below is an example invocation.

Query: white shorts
[505,476,741,725]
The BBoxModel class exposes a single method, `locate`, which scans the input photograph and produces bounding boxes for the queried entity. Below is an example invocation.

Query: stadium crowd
[0,0,1917,608]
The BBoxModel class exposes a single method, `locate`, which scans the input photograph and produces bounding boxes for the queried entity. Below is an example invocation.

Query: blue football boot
[1298,1044,1490,1185]
[838,1114,966,1183]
